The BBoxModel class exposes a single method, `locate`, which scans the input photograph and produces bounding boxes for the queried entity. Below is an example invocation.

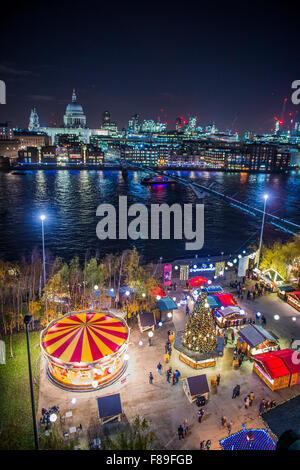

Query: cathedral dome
[63,89,86,128]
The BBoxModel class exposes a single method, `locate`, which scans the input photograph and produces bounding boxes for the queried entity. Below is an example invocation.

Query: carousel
[40,310,129,392]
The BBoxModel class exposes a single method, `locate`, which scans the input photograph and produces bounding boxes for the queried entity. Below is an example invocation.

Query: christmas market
[40,310,129,391]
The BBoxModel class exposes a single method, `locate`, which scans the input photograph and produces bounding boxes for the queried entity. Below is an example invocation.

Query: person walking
[149,372,153,384]
[205,440,211,450]
[166,367,172,383]
[175,369,181,383]
[172,372,176,385]
[178,424,184,440]
[184,418,189,435]
[221,416,227,428]
[231,331,235,343]
[200,440,205,450]
[259,400,265,414]
[198,409,204,423]
[244,395,250,409]
[232,385,237,399]
[216,373,221,386]
[227,422,232,435]
[182,421,187,437]
[157,362,162,375]
[249,392,254,406]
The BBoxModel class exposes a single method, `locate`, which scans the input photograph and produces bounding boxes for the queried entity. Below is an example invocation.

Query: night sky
[0,0,299,133]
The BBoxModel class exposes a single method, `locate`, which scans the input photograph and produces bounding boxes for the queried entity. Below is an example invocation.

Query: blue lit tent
[220,429,276,450]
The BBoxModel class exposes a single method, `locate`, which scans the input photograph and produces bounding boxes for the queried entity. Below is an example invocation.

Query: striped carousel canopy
[41,312,128,364]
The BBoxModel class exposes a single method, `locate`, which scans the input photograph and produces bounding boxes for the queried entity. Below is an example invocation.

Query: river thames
[0,169,299,263]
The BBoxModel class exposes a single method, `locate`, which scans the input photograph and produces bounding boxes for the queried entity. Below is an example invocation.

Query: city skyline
[1,1,300,133]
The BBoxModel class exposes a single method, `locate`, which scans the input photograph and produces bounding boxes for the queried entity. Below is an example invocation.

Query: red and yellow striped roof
[42,312,128,363]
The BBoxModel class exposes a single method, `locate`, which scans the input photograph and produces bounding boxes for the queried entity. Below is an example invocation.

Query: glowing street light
[50,413,57,423]
[292,317,296,322]
[167,312,172,318]
[274,314,280,321]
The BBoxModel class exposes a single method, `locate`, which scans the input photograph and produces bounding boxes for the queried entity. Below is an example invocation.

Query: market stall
[213,306,247,328]
[41,310,129,392]
[97,393,123,425]
[286,291,300,312]
[155,296,178,322]
[138,312,156,333]
[253,351,291,390]
[237,324,278,356]
[188,276,209,288]
[253,349,300,390]
[183,374,209,403]
[207,292,237,309]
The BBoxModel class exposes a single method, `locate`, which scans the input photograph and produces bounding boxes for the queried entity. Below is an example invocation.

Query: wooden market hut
[271,349,300,386]
[97,393,123,425]
[253,349,300,391]
[138,312,156,333]
[237,324,278,356]
[286,291,300,312]
[213,306,247,328]
[155,296,178,322]
[183,374,210,403]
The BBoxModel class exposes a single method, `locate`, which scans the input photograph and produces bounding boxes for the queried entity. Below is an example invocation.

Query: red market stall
[150,286,166,298]
[271,349,300,386]
[188,276,209,288]
[253,349,300,391]
[213,293,237,307]
[41,310,129,392]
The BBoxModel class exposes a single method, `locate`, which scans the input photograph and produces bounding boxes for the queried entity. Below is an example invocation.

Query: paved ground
[38,272,300,450]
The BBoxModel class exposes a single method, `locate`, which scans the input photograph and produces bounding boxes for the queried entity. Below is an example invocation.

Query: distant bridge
[123,161,300,238]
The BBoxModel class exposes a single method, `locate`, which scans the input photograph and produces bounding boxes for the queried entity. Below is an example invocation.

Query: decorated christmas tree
[182,291,217,353]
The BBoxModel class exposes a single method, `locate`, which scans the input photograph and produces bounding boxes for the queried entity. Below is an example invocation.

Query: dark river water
[0,169,299,263]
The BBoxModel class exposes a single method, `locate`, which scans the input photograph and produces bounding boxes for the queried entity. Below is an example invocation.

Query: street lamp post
[40,215,46,286]
[257,194,268,268]
[24,314,39,450]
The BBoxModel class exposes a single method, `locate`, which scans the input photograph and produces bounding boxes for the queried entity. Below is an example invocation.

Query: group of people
[246,282,273,301]
[177,419,189,439]
[166,367,181,385]
[40,405,60,429]
[244,392,255,409]
[200,439,211,450]
[259,398,277,414]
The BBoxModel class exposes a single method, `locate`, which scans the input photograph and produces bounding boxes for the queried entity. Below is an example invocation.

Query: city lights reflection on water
[0,169,299,262]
